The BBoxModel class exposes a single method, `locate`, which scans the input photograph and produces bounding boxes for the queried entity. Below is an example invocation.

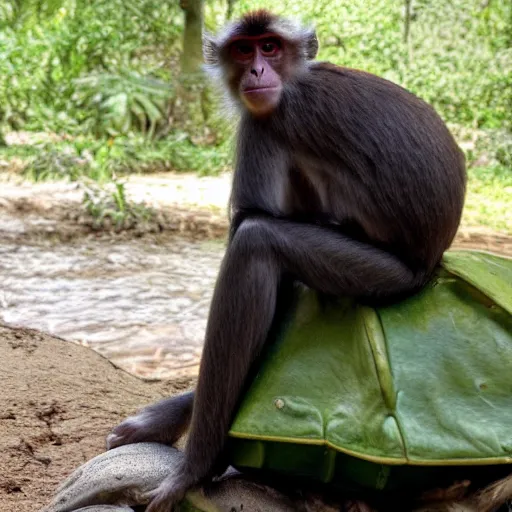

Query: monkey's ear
[304,29,319,60]
[203,33,220,65]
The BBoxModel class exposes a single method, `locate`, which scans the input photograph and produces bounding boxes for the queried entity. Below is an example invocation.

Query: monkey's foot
[106,410,172,450]
[106,413,155,450]
[145,457,200,512]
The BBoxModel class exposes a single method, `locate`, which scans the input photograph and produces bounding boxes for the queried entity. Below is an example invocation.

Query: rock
[42,443,178,512]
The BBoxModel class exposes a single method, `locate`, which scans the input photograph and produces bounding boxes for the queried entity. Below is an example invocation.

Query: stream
[0,234,224,379]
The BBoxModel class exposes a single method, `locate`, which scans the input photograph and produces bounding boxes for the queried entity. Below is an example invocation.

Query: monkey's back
[272,64,467,272]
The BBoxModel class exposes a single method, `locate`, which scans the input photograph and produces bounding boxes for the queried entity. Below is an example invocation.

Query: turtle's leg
[107,392,194,449]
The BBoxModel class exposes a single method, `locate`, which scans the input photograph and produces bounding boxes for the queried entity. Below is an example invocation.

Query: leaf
[132,92,163,123]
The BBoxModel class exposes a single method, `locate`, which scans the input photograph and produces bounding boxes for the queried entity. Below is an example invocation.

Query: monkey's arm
[228,119,290,241]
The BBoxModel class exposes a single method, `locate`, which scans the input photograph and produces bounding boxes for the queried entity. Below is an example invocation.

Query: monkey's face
[228,35,285,117]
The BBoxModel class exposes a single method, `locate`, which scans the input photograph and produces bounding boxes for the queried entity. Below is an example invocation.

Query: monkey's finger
[41,443,182,512]
[105,413,154,450]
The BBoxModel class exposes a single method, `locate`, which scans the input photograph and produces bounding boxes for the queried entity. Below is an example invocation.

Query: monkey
[106,10,467,511]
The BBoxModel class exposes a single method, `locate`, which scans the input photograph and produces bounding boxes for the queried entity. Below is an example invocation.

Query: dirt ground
[0,171,509,251]
[0,324,194,512]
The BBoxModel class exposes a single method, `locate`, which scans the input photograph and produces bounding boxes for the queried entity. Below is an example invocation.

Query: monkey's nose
[250,67,264,77]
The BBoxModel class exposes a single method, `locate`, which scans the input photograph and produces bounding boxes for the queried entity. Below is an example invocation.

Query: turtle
[226,249,512,507]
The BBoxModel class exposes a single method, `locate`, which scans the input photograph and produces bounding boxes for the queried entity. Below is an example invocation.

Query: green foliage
[74,72,175,137]
[82,181,156,231]
[0,0,182,134]
[18,138,112,182]
[23,146,87,181]
[465,163,512,233]
[11,134,231,181]
[493,133,512,169]
[464,129,512,169]
[1,0,510,233]
[112,135,232,175]
[3,0,510,136]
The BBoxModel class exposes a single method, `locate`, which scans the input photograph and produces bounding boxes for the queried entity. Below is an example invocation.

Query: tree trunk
[403,0,413,44]
[226,0,237,20]
[403,0,414,63]
[180,0,204,75]
[168,0,219,143]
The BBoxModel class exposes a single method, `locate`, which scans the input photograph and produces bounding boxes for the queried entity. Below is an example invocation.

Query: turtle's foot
[107,392,194,450]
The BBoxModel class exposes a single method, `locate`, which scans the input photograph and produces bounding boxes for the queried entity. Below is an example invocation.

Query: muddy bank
[1,172,510,251]
[0,172,229,242]
[0,324,194,512]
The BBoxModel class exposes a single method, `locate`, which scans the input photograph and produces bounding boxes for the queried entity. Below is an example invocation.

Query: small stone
[274,398,285,410]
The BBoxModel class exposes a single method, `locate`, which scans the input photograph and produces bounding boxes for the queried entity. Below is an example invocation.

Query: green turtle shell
[227,250,512,492]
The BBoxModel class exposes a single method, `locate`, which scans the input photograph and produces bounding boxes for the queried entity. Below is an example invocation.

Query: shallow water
[0,235,224,379]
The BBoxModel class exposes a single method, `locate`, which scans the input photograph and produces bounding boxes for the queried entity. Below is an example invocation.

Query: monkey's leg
[146,220,281,511]
[146,217,421,512]
[261,217,424,298]
[107,391,194,449]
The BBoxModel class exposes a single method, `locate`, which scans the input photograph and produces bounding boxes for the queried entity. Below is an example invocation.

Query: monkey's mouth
[243,86,280,93]
[241,86,282,114]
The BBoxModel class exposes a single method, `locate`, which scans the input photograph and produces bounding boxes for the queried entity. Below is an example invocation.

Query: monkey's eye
[260,38,281,56]
[231,42,254,61]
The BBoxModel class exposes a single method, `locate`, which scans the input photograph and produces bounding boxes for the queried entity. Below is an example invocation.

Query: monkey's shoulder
[278,62,460,158]
[307,62,412,93]
[298,62,436,116]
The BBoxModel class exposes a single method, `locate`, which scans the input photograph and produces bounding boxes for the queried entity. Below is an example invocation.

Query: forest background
[0,0,510,232]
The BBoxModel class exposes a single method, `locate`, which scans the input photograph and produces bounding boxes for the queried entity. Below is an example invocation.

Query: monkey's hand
[145,460,198,512]
[106,409,169,449]
[107,393,194,450]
